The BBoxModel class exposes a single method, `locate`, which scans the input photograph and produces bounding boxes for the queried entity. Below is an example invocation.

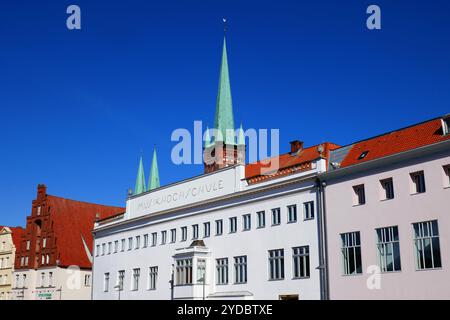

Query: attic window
[442,117,450,135]
[358,151,369,160]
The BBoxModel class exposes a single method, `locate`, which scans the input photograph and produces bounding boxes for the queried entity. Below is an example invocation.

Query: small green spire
[134,156,146,195]
[204,126,213,148]
[237,123,245,145]
[214,37,235,145]
[148,147,160,191]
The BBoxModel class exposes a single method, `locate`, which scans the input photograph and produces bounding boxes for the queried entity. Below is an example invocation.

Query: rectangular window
[413,220,441,270]
[268,249,284,280]
[257,211,266,228]
[376,226,401,272]
[197,259,206,284]
[148,267,158,290]
[271,208,281,225]
[114,240,119,253]
[170,229,176,243]
[341,232,362,275]
[135,236,140,249]
[40,272,45,287]
[85,275,91,287]
[234,256,247,284]
[243,214,251,231]
[287,205,297,223]
[203,222,210,238]
[26,240,30,251]
[128,237,133,251]
[151,233,157,246]
[192,225,199,239]
[41,255,45,265]
[108,242,112,254]
[410,171,426,194]
[121,239,125,252]
[176,259,193,285]
[25,257,28,266]
[42,238,47,248]
[102,243,106,256]
[380,178,394,200]
[117,270,125,290]
[293,246,310,278]
[353,185,366,205]
[229,217,237,233]
[443,165,450,187]
[96,245,100,257]
[161,231,167,245]
[303,201,315,220]
[143,234,149,248]
[104,273,110,292]
[132,268,140,291]
[215,220,223,235]
[48,272,53,287]
[181,227,187,242]
[216,258,228,285]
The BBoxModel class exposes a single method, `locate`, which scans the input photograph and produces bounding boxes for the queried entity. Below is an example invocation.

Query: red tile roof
[245,142,341,184]
[10,227,25,249]
[45,195,124,269]
[339,118,450,168]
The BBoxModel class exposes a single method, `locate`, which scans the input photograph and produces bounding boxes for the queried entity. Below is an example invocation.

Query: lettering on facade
[136,179,225,213]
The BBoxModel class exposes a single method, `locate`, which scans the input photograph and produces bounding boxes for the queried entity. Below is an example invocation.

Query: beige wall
[0,227,17,300]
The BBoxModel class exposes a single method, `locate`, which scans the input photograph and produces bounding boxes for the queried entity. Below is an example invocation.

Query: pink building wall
[325,151,450,299]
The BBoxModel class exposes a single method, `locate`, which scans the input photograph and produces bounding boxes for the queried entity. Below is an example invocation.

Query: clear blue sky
[1,0,449,227]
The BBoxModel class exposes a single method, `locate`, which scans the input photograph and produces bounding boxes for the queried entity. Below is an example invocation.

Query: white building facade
[93,160,329,300]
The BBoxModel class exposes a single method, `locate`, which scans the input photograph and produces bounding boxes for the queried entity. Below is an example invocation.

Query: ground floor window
[148,267,158,290]
[376,226,401,272]
[293,246,310,278]
[176,259,193,285]
[341,231,362,275]
[216,258,228,285]
[268,249,284,280]
[413,220,441,270]
[234,256,247,284]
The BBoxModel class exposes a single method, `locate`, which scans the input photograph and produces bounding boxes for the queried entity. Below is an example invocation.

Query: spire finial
[223,18,227,34]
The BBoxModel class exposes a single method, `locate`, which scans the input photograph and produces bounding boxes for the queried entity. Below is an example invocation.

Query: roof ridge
[47,194,124,209]
[333,115,444,150]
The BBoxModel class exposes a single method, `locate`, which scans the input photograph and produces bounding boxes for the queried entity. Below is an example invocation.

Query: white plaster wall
[93,178,321,300]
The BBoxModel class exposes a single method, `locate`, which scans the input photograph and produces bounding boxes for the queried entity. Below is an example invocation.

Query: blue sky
[1,0,449,227]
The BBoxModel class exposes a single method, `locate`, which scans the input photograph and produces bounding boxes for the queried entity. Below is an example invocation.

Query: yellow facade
[0,227,17,300]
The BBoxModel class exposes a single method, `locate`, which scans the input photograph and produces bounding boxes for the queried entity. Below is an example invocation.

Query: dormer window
[358,151,369,160]
[442,115,450,135]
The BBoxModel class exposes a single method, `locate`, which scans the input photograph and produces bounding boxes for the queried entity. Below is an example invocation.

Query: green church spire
[148,147,160,191]
[134,156,146,195]
[214,37,235,145]
[237,123,245,145]
[204,126,213,148]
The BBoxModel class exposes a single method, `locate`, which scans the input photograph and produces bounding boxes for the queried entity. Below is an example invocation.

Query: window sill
[303,218,314,221]
[292,276,310,280]
[380,198,394,202]
[242,229,251,232]
[341,273,364,277]
[352,204,365,207]
[271,224,281,227]
[410,192,426,196]
[233,282,247,285]
[287,220,297,224]
[415,267,442,272]
[268,278,285,281]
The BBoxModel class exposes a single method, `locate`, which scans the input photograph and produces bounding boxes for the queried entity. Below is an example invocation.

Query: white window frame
[271,208,281,226]
[203,222,210,238]
[257,211,266,228]
[376,226,401,272]
[216,258,228,285]
[229,217,237,233]
[341,231,362,275]
[293,246,310,279]
[413,220,441,270]
[234,256,247,284]
[243,214,251,231]
[148,266,158,290]
[215,220,223,235]
[268,249,284,280]
[287,205,297,223]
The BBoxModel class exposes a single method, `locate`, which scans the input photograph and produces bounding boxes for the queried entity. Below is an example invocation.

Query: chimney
[290,140,303,154]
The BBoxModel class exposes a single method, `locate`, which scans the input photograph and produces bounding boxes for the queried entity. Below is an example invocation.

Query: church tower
[203,37,246,173]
